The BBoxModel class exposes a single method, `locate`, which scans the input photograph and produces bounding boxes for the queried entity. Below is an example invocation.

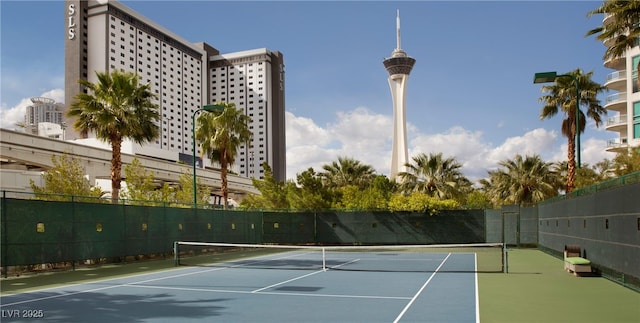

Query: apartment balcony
[604,92,627,113]
[604,70,626,92]
[604,55,625,70]
[606,137,629,153]
[605,114,628,132]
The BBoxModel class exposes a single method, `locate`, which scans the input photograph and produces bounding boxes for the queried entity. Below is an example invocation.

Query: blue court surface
[0,250,481,322]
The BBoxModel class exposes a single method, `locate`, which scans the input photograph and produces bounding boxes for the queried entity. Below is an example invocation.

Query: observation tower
[383,10,416,180]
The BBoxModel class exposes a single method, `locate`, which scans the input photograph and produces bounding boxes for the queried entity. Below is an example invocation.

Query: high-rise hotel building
[210,49,286,180]
[64,0,285,181]
[601,15,640,153]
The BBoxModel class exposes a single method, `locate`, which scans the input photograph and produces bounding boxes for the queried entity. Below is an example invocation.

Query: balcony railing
[605,70,627,91]
[605,92,627,105]
[607,138,628,148]
[606,70,626,82]
[606,114,628,127]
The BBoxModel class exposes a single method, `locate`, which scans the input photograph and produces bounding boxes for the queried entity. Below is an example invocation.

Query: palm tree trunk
[566,135,576,194]
[221,152,229,210]
[111,137,122,204]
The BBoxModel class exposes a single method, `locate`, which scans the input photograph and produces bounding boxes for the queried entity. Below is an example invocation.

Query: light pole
[192,104,224,208]
[533,71,581,169]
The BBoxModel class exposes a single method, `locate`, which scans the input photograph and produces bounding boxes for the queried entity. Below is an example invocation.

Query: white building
[64,0,285,181]
[37,123,65,140]
[24,97,65,136]
[601,14,640,152]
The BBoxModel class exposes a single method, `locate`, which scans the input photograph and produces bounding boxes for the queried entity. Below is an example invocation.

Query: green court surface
[1,249,638,322]
[479,249,639,323]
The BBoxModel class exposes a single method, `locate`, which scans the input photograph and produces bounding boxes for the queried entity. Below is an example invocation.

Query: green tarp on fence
[1,199,493,267]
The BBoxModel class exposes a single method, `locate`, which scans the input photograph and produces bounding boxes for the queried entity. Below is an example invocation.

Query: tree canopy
[537,68,606,193]
[30,154,105,202]
[68,70,160,203]
[195,102,252,209]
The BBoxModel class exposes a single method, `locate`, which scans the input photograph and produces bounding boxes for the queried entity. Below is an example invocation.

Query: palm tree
[537,68,606,193]
[612,147,640,175]
[195,102,252,209]
[480,154,560,206]
[319,156,376,189]
[68,70,160,203]
[397,152,471,200]
[586,0,640,89]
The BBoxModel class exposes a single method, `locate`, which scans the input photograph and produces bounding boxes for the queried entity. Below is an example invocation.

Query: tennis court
[0,243,499,322]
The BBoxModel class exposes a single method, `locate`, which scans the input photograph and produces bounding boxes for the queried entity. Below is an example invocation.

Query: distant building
[24,97,65,137]
[37,123,65,140]
[600,15,640,152]
[210,49,286,180]
[63,0,285,181]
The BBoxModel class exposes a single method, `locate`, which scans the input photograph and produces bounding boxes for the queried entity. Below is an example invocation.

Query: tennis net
[174,242,506,273]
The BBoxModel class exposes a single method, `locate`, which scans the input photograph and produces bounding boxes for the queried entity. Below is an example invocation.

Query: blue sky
[0,0,616,182]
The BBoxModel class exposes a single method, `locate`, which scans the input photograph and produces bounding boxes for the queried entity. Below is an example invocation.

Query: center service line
[393,253,452,323]
[252,270,325,293]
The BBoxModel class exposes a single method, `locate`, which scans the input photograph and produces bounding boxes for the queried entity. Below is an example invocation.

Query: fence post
[72,195,76,271]
[1,191,7,278]
[173,241,178,266]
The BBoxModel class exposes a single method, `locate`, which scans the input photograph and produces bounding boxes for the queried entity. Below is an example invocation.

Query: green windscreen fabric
[316,210,485,244]
[2,199,491,267]
[262,212,315,244]
[124,205,167,256]
[210,210,262,243]
[3,199,74,264]
[73,202,125,260]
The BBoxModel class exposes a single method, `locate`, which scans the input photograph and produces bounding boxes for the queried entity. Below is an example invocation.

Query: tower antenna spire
[396,10,401,50]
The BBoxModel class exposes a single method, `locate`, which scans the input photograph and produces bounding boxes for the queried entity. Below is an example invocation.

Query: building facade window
[633,55,640,93]
[634,101,640,139]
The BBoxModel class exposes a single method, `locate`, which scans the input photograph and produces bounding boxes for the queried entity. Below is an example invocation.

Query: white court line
[251,256,360,293]
[0,250,319,307]
[2,251,435,309]
[392,253,452,323]
[127,284,411,300]
[0,266,229,307]
[475,253,480,323]
[252,270,324,293]
[0,284,125,307]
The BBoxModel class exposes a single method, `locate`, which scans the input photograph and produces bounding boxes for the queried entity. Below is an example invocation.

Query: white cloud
[410,126,493,181]
[0,97,30,130]
[0,89,64,129]
[487,128,558,164]
[329,107,392,172]
[285,111,331,147]
[554,137,616,167]
[408,127,560,181]
[286,107,393,178]
[284,108,609,184]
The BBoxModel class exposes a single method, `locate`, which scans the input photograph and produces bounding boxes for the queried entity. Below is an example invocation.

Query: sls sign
[67,4,76,40]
